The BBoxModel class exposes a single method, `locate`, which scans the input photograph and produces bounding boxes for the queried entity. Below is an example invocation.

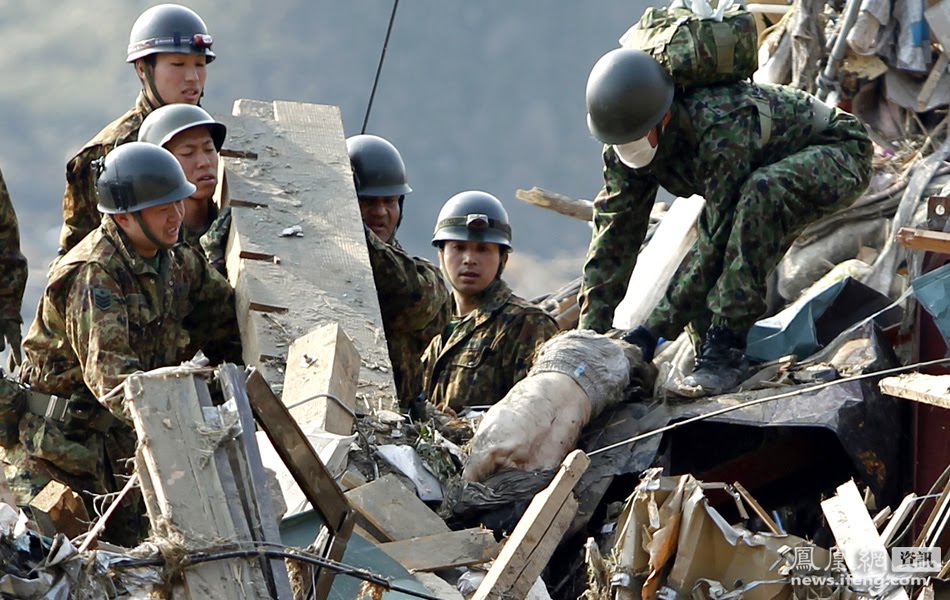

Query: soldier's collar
[462,279,511,324]
[102,217,168,276]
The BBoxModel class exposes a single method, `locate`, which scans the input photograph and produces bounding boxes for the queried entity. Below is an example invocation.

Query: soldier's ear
[134,59,147,82]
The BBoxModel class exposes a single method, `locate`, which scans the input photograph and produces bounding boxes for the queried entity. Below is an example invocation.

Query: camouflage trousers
[0,415,147,547]
[646,131,872,340]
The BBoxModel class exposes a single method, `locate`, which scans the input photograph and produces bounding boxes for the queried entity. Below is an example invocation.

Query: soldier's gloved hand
[0,319,22,370]
[620,325,658,362]
[200,207,232,275]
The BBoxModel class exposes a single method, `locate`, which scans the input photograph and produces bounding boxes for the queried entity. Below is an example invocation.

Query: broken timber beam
[515,187,594,221]
[880,373,950,410]
[896,227,950,254]
[282,323,359,435]
[217,99,396,409]
[472,450,591,600]
[126,370,272,599]
[28,480,90,541]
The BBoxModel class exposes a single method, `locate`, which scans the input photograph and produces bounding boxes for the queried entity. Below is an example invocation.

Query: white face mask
[613,135,658,169]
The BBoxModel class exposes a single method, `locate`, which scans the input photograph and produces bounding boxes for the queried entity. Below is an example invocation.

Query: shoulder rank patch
[92,287,112,310]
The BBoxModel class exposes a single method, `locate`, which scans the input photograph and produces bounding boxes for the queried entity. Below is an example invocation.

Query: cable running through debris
[361,0,400,134]
[111,542,442,600]
[588,356,950,457]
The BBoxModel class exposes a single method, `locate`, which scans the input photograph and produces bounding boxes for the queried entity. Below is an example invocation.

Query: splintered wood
[217,99,396,409]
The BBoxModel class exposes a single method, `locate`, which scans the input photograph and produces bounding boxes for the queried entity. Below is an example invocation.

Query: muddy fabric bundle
[463,331,632,482]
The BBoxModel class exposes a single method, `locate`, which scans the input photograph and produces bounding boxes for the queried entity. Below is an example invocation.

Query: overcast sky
[0,0,662,326]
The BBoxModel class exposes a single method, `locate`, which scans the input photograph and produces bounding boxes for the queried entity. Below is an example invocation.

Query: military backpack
[620,2,758,89]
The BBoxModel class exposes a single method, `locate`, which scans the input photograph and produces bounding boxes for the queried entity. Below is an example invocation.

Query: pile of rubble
[2,0,950,598]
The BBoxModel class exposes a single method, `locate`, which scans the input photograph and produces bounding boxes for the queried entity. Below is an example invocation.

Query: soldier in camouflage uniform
[421,191,558,414]
[579,49,872,394]
[58,4,216,254]
[0,169,27,368]
[347,135,452,407]
[0,143,239,545]
[139,103,231,273]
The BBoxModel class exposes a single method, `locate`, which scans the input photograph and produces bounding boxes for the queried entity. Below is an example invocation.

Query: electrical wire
[361,0,400,134]
[589,356,950,457]
[110,542,443,600]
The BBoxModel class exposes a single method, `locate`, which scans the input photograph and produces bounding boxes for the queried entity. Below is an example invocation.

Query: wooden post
[126,370,272,599]
[612,195,705,330]
[472,450,590,600]
[219,99,396,410]
[282,323,360,435]
[28,481,90,540]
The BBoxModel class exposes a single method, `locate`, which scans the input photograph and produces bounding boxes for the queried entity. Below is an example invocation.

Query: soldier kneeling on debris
[421,191,558,414]
[139,103,231,273]
[578,48,873,395]
[0,143,240,545]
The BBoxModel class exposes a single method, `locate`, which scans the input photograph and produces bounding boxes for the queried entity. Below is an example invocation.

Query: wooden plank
[896,227,950,254]
[880,373,950,409]
[219,100,396,409]
[126,372,271,599]
[821,480,909,600]
[733,481,783,535]
[244,370,354,600]
[245,371,350,531]
[515,187,593,221]
[344,474,449,542]
[283,323,359,435]
[472,450,590,600]
[377,528,500,572]
[28,480,90,540]
[881,493,917,546]
[612,195,705,330]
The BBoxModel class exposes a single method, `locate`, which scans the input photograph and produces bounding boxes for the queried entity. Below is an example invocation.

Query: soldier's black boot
[621,325,659,362]
[683,325,749,395]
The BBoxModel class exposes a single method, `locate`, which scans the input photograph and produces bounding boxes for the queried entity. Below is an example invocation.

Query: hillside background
[0,1,662,326]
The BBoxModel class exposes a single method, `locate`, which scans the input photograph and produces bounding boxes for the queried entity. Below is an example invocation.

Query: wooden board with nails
[216,99,396,411]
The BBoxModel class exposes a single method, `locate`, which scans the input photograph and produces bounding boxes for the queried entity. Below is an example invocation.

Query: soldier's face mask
[613,131,659,169]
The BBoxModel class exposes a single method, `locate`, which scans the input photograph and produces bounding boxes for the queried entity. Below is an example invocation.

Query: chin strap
[141,62,166,108]
[132,211,177,251]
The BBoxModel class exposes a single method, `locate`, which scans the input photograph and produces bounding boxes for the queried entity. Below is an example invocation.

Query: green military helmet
[96,142,196,214]
[432,191,512,250]
[126,4,215,63]
[586,48,674,144]
[346,134,412,198]
[139,103,227,151]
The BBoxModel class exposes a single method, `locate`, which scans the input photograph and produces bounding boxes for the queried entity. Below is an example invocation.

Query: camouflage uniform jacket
[367,230,452,406]
[59,92,154,253]
[0,169,27,323]
[22,216,240,412]
[421,279,558,413]
[2,217,238,520]
[578,82,871,333]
